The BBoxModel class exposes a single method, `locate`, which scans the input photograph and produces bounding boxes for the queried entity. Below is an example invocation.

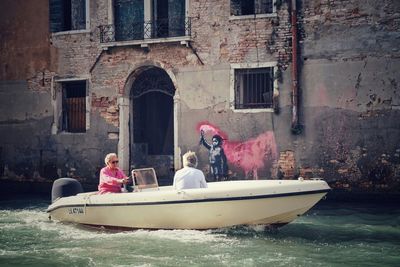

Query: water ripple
[1,199,400,267]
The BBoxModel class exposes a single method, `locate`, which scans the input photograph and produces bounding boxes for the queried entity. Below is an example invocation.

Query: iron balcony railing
[100,17,191,43]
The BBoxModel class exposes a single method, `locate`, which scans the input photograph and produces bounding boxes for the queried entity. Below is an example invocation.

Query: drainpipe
[290,0,301,133]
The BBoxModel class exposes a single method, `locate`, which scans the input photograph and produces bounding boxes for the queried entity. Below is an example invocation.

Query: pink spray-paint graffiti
[197,122,278,179]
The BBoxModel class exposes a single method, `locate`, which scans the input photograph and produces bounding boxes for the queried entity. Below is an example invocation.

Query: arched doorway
[130,67,175,183]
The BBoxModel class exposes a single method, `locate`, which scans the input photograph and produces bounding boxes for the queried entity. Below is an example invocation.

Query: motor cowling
[51,178,83,203]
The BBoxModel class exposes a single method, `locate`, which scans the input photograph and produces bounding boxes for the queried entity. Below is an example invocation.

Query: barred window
[62,81,86,133]
[234,67,274,109]
[231,0,274,16]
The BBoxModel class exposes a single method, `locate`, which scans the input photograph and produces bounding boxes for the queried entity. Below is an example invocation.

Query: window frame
[103,0,190,46]
[230,62,278,113]
[50,0,91,36]
[61,80,87,133]
[229,0,277,20]
[52,77,90,134]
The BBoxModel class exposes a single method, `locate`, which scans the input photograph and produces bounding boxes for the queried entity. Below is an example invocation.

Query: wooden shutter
[66,97,86,132]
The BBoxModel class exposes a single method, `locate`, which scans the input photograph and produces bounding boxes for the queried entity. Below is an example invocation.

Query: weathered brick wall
[48,0,293,144]
[1,0,399,196]
[49,0,108,76]
[277,150,296,178]
[51,33,102,76]
[190,0,292,67]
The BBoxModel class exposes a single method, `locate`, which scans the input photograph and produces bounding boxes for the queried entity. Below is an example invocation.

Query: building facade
[0,0,399,196]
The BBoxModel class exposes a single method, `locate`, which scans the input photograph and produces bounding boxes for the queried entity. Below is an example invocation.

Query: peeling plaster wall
[291,0,400,194]
[0,81,118,188]
[176,0,400,195]
[0,0,57,80]
[0,0,117,190]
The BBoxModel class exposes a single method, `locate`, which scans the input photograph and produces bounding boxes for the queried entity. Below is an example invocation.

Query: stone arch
[122,62,179,99]
[118,62,181,180]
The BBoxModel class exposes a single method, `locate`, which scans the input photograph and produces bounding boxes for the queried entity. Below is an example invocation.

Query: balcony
[99,17,192,48]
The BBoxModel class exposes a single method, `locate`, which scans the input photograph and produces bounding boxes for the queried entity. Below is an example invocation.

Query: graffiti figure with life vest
[199,130,228,181]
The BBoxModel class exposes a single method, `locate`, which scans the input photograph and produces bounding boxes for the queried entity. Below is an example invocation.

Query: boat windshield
[132,168,159,191]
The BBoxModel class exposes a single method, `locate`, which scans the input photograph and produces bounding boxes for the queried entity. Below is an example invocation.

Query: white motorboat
[47,168,330,230]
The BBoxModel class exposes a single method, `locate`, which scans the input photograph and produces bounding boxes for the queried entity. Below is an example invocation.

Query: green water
[0,197,399,267]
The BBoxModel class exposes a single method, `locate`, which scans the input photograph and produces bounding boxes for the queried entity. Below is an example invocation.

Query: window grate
[234,67,274,109]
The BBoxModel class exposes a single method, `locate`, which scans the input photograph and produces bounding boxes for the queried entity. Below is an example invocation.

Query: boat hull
[48,180,330,229]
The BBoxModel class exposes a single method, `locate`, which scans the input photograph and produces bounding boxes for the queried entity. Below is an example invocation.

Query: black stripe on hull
[47,189,330,213]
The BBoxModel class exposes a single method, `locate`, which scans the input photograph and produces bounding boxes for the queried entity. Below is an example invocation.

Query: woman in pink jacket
[98,153,129,194]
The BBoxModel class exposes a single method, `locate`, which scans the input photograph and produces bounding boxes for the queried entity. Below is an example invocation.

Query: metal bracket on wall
[188,42,204,65]
[89,50,106,73]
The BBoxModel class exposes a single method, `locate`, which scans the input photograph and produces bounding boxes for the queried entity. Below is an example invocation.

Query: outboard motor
[51,178,83,203]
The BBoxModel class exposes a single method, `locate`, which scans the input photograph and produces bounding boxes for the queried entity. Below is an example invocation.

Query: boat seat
[132,167,159,191]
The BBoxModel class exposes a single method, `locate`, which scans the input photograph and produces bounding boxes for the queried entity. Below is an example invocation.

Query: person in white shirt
[173,151,208,190]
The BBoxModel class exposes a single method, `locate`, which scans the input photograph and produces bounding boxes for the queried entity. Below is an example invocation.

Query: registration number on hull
[68,207,84,215]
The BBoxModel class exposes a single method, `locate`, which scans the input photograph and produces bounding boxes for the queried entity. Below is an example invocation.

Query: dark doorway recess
[130,67,175,182]
[133,91,173,155]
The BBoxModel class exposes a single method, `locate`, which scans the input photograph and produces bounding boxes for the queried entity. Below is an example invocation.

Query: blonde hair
[183,151,198,168]
[104,153,117,165]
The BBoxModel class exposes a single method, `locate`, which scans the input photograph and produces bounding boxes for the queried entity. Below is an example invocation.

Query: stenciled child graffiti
[197,122,278,179]
[199,130,229,181]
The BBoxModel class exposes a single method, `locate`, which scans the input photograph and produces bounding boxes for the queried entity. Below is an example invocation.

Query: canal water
[0,196,399,267]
